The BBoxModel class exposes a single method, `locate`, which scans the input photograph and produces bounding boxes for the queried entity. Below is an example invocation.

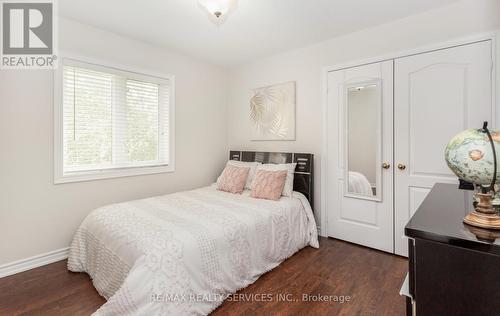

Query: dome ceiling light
[198,0,238,24]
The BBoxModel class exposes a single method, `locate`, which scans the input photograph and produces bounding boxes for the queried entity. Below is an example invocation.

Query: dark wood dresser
[403,183,500,316]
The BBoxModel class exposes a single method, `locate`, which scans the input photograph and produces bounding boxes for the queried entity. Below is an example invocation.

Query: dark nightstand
[403,183,500,316]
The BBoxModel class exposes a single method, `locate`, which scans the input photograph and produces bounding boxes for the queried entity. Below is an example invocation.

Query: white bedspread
[68,185,318,315]
[348,171,373,196]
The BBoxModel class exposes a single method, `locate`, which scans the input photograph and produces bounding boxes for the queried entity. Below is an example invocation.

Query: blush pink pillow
[250,170,288,201]
[216,165,250,194]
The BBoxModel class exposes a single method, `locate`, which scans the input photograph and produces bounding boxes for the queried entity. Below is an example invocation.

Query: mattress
[68,185,318,315]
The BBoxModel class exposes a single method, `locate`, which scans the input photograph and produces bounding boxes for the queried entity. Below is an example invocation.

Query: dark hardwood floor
[0,238,407,316]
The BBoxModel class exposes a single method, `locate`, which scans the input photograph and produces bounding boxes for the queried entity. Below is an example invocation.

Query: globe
[445,128,500,186]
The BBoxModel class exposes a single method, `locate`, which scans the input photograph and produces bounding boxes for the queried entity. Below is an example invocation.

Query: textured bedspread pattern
[68,186,318,315]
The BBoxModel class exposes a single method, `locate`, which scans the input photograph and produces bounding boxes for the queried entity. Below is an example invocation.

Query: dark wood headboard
[229,151,314,210]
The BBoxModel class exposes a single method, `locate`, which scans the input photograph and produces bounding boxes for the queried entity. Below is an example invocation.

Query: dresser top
[405,183,500,256]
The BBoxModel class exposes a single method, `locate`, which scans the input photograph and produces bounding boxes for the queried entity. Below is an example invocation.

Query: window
[54,57,175,183]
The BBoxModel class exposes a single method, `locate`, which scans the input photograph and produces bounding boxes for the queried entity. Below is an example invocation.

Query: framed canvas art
[250,81,296,140]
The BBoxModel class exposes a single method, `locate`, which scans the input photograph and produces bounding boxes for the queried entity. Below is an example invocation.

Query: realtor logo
[1,0,57,69]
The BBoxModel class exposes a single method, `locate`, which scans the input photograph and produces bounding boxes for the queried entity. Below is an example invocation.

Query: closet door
[326,61,394,252]
[394,41,493,256]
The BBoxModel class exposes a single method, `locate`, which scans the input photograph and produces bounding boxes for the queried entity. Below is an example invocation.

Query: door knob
[382,162,391,169]
[398,163,406,170]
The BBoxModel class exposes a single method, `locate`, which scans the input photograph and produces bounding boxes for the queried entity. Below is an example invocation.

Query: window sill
[54,164,175,184]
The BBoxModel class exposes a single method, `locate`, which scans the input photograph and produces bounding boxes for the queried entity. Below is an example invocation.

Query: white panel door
[394,41,493,256]
[326,61,394,252]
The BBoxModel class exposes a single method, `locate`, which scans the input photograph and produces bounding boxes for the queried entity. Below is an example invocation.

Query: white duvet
[68,185,318,315]
[348,171,373,196]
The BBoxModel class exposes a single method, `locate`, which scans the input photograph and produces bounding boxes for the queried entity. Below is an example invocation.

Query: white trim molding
[53,52,176,184]
[322,32,497,73]
[316,225,323,237]
[0,248,69,278]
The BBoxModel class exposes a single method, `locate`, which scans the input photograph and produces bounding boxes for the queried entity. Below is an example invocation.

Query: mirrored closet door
[326,39,494,257]
[326,61,394,253]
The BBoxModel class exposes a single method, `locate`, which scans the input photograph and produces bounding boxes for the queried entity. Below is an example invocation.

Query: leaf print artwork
[249,82,295,140]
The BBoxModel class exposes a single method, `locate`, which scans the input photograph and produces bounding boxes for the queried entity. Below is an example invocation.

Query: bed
[68,151,319,315]
[348,171,374,196]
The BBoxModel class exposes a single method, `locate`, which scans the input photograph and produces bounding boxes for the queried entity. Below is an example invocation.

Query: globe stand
[465,223,500,242]
[464,192,500,230]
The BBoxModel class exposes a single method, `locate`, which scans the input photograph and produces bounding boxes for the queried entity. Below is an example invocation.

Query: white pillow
[252,163,297,197]
[218,160,260,189]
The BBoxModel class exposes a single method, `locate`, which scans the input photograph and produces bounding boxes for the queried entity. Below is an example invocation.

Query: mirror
[344,80,382,201]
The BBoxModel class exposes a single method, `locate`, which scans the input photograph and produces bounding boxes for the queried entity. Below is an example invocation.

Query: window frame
[54,53,175,184]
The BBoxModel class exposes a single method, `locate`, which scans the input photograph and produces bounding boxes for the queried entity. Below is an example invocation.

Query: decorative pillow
[250,170,288,201]
[252,163,297,197]
[218,160,260,189]
[216,165,250,194]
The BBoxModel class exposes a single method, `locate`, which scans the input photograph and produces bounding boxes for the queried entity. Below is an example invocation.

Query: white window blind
[56,58,174,182]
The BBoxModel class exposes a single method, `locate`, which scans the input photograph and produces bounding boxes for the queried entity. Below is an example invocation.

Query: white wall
[0,18,229,265]
[226,0,500,234]
[2,0,500,267]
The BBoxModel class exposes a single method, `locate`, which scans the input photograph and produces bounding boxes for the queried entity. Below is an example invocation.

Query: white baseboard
[0,247,69,278]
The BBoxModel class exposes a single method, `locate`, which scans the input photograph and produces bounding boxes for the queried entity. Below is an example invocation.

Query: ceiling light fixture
[198,0,237,24]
